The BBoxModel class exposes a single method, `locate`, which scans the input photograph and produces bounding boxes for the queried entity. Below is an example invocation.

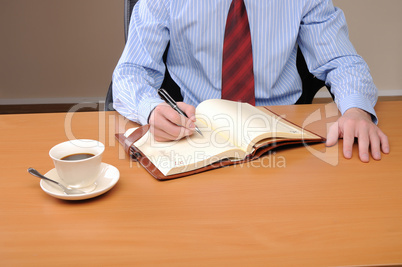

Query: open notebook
[116,99,325,180]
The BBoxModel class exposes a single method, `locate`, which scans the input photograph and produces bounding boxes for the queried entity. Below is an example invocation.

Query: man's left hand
[326,107,390,162]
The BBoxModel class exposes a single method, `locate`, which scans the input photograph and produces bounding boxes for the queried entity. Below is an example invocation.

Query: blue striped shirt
[113,0,378,125]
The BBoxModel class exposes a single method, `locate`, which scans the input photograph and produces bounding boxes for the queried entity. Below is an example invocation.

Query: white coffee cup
[49,139,105,189]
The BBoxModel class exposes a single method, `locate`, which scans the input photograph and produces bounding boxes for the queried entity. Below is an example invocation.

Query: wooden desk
[1,102,401,266]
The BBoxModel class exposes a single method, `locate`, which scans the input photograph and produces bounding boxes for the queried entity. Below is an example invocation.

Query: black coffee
[61,153,95,161]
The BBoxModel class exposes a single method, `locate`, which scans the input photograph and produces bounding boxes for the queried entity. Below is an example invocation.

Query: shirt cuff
[337,93,378,124]
[138,97,164,125]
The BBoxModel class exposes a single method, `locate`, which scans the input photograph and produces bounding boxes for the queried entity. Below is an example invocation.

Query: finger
[342,122,355,159]
[153,103,193,130]
[326,122,340,147]
[174,102,198,131]
[149,104,193,141]
[357,127,370,163]
[162,110,196,137]
[378,130,390,154]
[163,107,190,128]
[150,116,191,140]
[155,116,194,140]
[177,102,197,130]
[368,129,381,161]
[177,102,196,120]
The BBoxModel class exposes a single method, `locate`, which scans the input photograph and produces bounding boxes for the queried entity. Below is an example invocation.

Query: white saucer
[40,162,120,200]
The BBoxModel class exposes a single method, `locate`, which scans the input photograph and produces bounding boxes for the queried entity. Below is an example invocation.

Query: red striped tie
[221,0,255,105]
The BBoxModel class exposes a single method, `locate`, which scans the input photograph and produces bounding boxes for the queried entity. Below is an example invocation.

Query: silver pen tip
[195,127,203,137]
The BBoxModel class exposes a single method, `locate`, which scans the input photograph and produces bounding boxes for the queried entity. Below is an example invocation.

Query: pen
[157,88,203,137]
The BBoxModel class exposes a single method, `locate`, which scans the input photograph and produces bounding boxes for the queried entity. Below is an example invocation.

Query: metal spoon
[27,167,85,195]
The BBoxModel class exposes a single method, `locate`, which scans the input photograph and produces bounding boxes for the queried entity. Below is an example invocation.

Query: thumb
[326,121,340,147]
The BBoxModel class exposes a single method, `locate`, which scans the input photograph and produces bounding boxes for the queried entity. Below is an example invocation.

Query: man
[112,0,389,162]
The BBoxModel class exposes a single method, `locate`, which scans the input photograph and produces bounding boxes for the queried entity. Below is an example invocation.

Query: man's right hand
[148,102,197,142]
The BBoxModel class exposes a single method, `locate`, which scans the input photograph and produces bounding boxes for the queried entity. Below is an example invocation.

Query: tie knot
[229,0,247,19]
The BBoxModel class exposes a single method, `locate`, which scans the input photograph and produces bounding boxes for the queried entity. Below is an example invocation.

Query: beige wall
[0,0,124,104]
[0,0,401,105]
[333,0,402,95]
